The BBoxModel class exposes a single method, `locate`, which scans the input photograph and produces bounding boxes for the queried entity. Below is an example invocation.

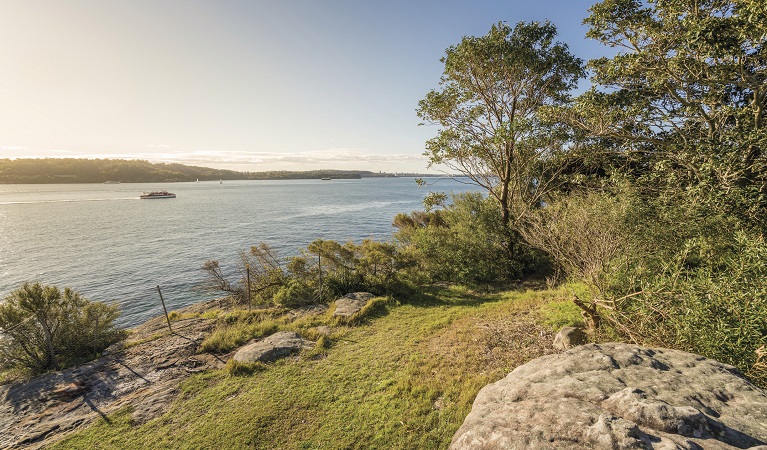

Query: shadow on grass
[396,276,551,309]
[400,284,507,309]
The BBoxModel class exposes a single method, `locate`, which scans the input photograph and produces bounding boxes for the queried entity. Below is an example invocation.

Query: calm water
[0,178,478,327]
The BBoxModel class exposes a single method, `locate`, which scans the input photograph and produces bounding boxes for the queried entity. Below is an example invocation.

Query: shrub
[0,283,124,374]
[273,280,314,307]
[395,192,530,285]
[604,232,767,387]
[520,191,634,293]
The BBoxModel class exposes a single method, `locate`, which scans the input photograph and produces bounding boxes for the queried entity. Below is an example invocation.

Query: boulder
[552,326,587,350]
[450,343,767,450]
[333,292,375,317]
[233,331,315,363]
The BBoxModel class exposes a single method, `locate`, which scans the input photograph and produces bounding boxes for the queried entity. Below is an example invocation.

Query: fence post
[156,285,172,333]
[318,252,323,301]
[246,263,252,312]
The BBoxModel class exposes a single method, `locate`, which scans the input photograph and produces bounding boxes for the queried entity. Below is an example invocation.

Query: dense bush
[0,283,124,374]
[521,191,634,293]
[524,188,767,386]
[605,232,767,386]
[395,192,534,286]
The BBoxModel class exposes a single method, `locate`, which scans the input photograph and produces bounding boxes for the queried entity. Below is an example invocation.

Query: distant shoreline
[0,174,451,184]
[0,158,452,184]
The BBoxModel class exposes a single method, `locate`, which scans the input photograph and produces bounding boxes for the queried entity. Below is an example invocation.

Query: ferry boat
[321,177,332,180]
[140,191,176,199]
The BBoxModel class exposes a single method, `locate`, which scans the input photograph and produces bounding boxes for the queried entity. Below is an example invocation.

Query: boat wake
[0,197,139,205]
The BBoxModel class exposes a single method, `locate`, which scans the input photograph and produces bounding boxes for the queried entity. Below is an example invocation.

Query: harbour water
[0,178,479,327]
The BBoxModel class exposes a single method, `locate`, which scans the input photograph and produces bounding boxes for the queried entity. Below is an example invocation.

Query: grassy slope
[54,286,568,450]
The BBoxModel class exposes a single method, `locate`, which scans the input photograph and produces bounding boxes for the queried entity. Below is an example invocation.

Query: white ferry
[139,191,176,199]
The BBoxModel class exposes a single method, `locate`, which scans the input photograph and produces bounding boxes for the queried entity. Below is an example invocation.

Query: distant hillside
[0,159,441,184]
[0,159,247,184]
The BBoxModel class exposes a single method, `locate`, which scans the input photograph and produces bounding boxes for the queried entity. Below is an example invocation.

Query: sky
[0,0,611,173]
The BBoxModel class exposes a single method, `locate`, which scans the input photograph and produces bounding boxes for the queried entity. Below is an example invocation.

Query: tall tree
[561,0,767,221]
[417,21,584,232]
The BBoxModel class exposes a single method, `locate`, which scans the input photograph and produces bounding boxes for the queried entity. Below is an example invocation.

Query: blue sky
[0,1,610,173]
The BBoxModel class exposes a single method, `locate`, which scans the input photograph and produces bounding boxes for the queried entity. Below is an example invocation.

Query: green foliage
[396,192,535,285]
[273,279,314,307]
[604,231,767,387]
[0,283,124,374]
[559,0,767,227]
[204,238,409,308]
[521,190,634,293]
[525,177,767,387]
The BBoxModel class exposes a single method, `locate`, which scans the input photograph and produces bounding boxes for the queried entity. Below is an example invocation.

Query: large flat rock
[233,331,315,363]
[451,343,767,449]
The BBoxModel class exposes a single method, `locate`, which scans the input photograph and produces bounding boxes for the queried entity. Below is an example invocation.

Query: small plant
[748,346,767,387]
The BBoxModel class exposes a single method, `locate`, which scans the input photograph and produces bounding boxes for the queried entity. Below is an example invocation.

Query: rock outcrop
[233,331,315,363]
[0,298,227,450]
[552,326,587,350]
[450,343,767,449]
[332,292,375,317]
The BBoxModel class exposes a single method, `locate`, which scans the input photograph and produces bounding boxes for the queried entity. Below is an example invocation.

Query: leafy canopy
[561,0,767,222]
[418,21,584,229]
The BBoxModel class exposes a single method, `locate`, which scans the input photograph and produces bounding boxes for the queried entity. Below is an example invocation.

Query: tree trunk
[38,316,57,370]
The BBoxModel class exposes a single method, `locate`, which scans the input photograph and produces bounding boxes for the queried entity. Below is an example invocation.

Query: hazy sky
[0,1,610,173]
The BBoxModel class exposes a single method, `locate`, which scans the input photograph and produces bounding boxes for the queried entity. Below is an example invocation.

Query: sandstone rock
[233,331,315,363]
[332,292,375,317]
[286,304,329,320]
[552,326,587,350]
[0,308,223,450]
[50,382,85,400]
[450,343,767,450]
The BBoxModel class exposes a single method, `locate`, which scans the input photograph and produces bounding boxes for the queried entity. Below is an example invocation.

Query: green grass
[538,299,585,330]
[53,286,561,450]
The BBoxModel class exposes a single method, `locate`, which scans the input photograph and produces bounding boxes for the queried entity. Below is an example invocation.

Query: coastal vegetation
[411,0,767,386]
[3,0,766,447]
[0,283,124,377]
